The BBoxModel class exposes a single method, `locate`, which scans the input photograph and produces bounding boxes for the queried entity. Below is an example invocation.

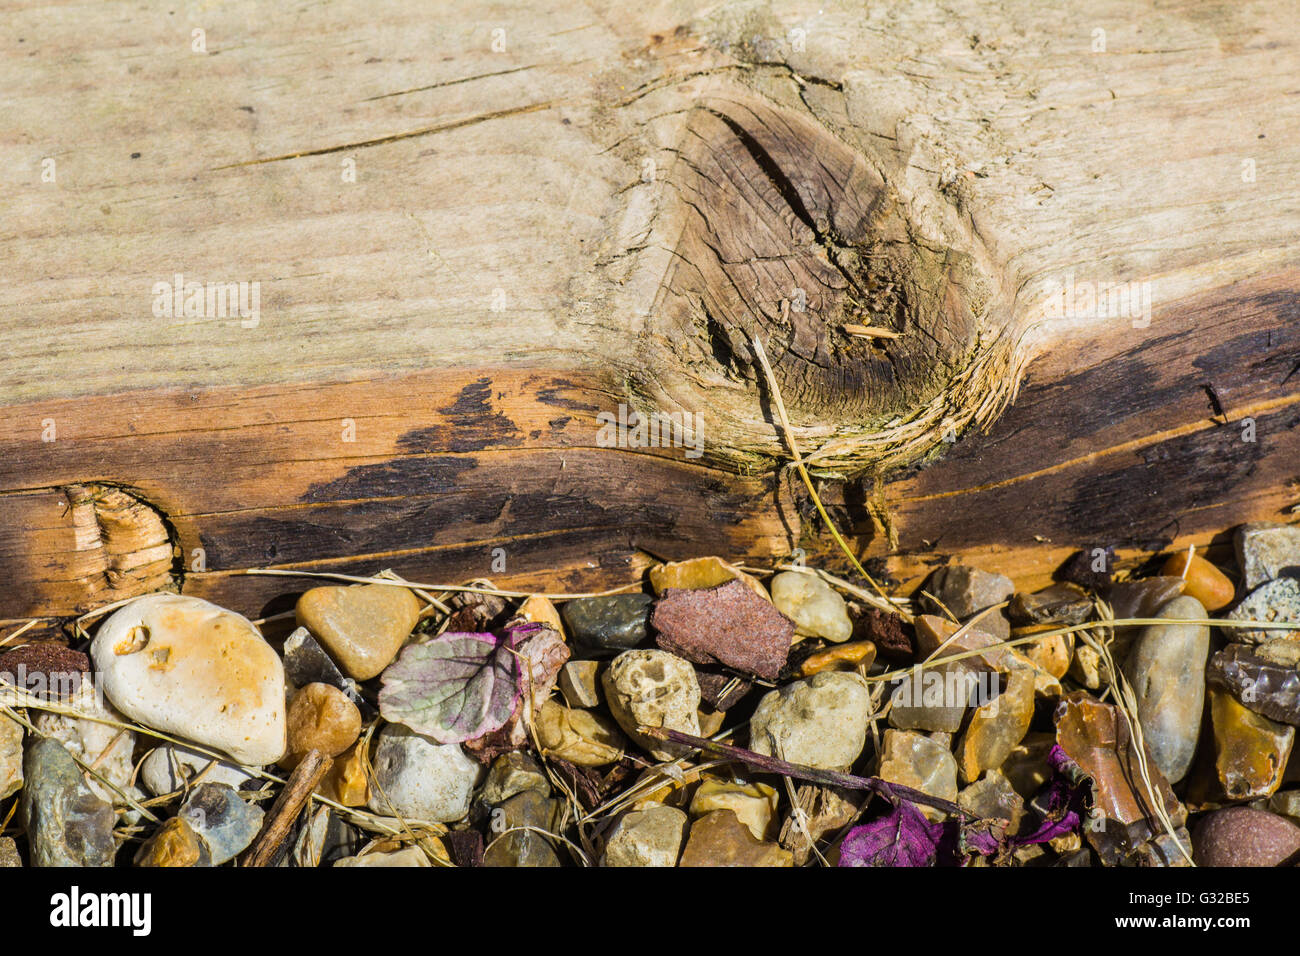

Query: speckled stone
[562,594,653,657]
[1226,576,1300,643]
[1193,807,1300,866]
[296,584,423,681]
[0,714,21,801]
[0,836,20,867]
[1237,522,1300,591]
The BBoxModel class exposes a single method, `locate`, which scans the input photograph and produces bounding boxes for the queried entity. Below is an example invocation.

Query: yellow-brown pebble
[319,741,370,807]
[281,683,362,769]
[800,640,877,676]
[1160,550,1235,612]
[134,817,209,867]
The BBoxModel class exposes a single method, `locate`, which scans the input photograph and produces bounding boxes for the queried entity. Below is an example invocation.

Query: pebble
[22,738,117,867]
[689,778,778,840]
[34,678,139,808]
[918,565,1014,619]
[319,742,369,807]
[282,682,362,769]
[296,583,423,680]
[335,845,432,867]
[957,661,1036,784]
[958,770,1025,830]
[1236,521,1300,591]
[654,579,793,679]
[1014,624,1073,679]
[482,790,562,867]
[562,594,653,657]
[288,808,363,867]
[179,783,264,865]
[1192,806,1300,867]
[281,627,363,706]
[769,571,852,642]
[649,556,769,601]
[749,671,871,769]
[1001,732,1057,798]
[603,650,701,760]
[513,594,566,637]
[1054,692,1187,866]
[367,724,482,823]
[888,659,980,733]
[876,730,959,820]
[1121,595,1210,783]
[536,698,625,766]
[601,803,688,867]
[479,751,551,806]
[1226,576,1300,643]
[1212,648,1300,721]
[678,809,793,867]
[1072,576,1185,687]
[558,660,603,708]
[91,593,287,766]
[1160,550,1235,611]
[0,713,21,801]
[1205,686,1294,801]
[800,640,876,676]
[1268,789,1300,823]
[140,742,258,797]
[1007,582,1093,626]
[0,836,19,868]
[135,816,212,867]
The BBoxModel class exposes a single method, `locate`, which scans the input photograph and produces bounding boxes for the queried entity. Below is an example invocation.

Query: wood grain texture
[2,0,1299,624]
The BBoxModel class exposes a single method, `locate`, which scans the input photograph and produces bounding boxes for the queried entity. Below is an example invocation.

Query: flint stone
[1207,642,1300,726]
[1008,583,1093,626]
[918,565,1014,619]
[21,738,117,867]
[282,627,364,706]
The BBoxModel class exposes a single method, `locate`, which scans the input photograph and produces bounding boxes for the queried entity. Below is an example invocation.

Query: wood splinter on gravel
[239,750,333,867]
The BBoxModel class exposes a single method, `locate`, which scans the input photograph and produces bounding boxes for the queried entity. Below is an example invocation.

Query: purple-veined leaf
[378,630,522,744]
[465,623,570,762]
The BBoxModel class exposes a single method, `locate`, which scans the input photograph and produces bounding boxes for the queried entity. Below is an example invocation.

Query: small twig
[240,750,333,867]
[637,726,973,819]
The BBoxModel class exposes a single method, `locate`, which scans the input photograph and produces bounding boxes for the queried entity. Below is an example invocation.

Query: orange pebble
[800,640,877,676]
[1160,550,1235,612]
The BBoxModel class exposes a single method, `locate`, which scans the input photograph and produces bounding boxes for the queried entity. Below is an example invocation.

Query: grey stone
[367,724,482,823]
[919,565,1014,619]
[139,742,258,797]
[1236,522,1300,590]
[1122,596,1210,783]
[482,790,562,867]
[562,594,653,657]
[282,626,365,708]
[34,679,137,808]
[288,805,361,867]
[749,671,871,770]
[1226,576,1300,643]
[601,803,688,867]
[479,751,551,806]
[21,738,116,867]
[179,782,264,865]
